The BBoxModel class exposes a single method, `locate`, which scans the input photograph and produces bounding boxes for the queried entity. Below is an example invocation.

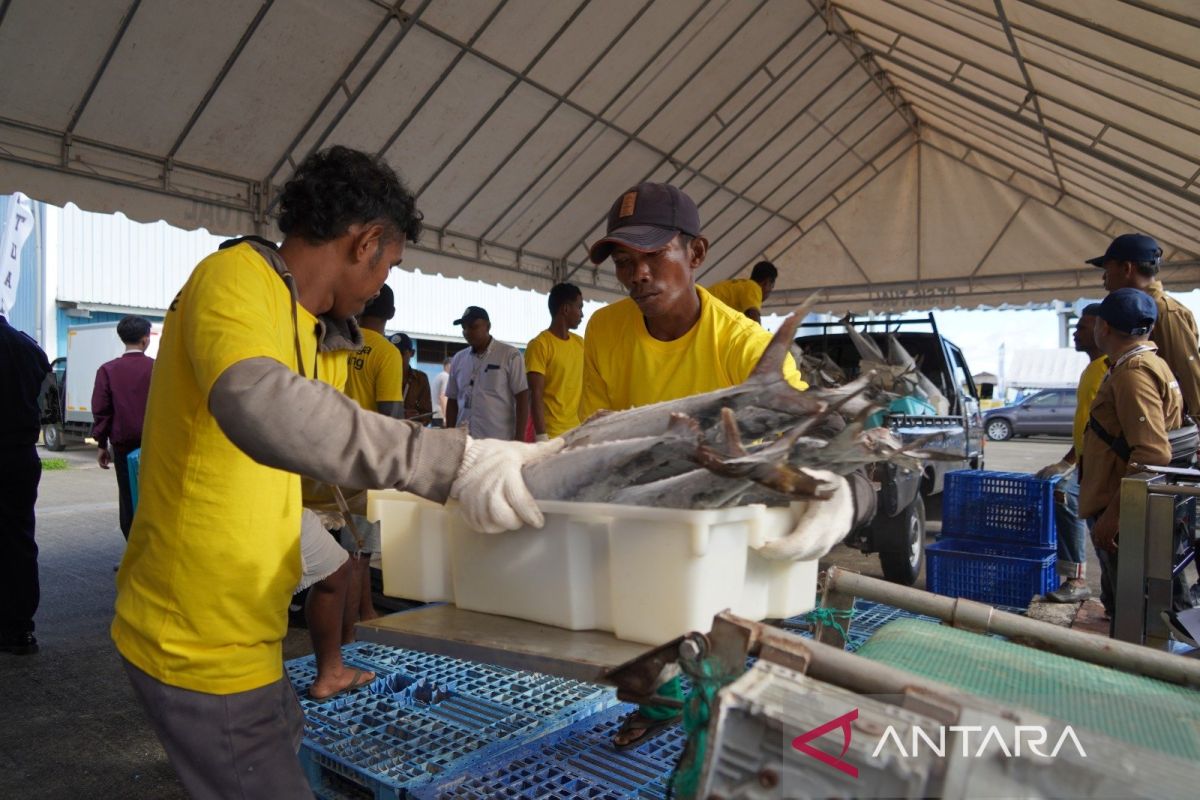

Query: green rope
[805,605,855,641]
[670,657,740,799]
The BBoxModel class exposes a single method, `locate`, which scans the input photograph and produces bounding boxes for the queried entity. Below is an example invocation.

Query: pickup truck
[795,314,984,585]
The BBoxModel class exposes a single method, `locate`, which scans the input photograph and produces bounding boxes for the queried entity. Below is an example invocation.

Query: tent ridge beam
[816,0,919,134]
[512,0,773,252]
[1018,0,1200,71]
[262,0,422,194]
[1114,0,1200,27]
[943,0,1200,105]
[860,42,1200,205]
[168,0,274,161]
[373,0,510,162]
[66,0,142,136]
[553,14,827,272]
[413,0,593,199]
[693,94,895,284]
[844,10,1200,164]
[440,0,660,233]
[764,132,916,268]
[472,0,717,243]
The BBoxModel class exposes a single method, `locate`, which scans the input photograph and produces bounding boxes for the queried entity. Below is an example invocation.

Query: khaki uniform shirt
[1079,342,1182,519]
[1146,280,1200,416]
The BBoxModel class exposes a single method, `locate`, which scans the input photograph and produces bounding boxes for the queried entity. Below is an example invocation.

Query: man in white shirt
[445,306,530,440]
[431,357,451,428]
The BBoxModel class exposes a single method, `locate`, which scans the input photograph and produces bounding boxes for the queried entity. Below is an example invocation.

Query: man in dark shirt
[390,332,433,422]
[92,316,155,540]
[0,313,51,654]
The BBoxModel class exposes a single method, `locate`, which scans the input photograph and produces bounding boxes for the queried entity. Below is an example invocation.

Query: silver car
[983,389,1077,441]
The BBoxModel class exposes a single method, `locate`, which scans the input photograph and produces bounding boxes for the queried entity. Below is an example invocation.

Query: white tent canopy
[0,0,1196,312]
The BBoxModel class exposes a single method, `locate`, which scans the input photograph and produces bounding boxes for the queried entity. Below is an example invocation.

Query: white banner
[0,192,35,316]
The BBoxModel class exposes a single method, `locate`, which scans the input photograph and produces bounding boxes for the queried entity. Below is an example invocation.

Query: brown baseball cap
[587,183,701,264]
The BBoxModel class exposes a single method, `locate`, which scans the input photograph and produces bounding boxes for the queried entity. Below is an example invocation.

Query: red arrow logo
[791,708,859,778]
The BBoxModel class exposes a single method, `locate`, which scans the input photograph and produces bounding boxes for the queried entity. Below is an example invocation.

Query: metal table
[356,605,653,683]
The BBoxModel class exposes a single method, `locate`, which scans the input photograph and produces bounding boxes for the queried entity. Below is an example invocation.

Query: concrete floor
[0,436,1088,798]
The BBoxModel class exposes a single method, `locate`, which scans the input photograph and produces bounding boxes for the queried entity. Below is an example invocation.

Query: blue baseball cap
[1086,233,1163,268]
[1097,288,1157,335]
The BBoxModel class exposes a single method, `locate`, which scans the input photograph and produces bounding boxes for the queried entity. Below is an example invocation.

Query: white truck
[39,321,161,450]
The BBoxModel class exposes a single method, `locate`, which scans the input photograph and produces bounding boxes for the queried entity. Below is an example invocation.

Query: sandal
[611,710,682,751]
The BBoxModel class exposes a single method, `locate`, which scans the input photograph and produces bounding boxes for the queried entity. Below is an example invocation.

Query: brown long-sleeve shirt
[1146,280,1200,417]
[1079,343,1182,519]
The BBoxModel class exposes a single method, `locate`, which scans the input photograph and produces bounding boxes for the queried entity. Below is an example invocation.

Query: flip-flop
[611,710,682,752]
[308,668,375,703]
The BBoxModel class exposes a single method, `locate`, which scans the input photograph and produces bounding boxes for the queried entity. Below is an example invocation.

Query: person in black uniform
[0,313,51,655]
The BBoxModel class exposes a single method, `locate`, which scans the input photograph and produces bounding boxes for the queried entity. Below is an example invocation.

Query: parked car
[982,388,1077,441]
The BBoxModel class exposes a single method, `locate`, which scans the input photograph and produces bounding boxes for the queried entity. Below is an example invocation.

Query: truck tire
[43,423,66,452]
[878,495,925,586]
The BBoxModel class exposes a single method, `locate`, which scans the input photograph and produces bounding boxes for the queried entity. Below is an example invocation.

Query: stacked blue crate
[927,470,1058,607]
[286,643,618,799]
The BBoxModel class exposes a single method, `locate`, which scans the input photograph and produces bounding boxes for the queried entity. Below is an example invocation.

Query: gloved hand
[535,433,550,443]
[450,436,565,533]
[755,470,854,561]
[1035,460,1074,480]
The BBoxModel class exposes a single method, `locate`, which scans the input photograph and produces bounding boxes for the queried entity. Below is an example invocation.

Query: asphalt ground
[0,436,1088,798]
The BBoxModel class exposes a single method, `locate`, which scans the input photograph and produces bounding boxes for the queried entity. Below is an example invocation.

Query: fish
[886,334,949,413]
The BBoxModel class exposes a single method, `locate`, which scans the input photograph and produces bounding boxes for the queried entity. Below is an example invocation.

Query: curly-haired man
[112,146,561,798]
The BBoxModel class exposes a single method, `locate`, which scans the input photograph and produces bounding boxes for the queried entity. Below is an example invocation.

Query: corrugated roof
[0,0,1196,313]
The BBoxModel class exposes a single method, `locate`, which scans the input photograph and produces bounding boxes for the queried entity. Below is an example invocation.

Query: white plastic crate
[368,490,455,602]
[449,501,613,632]
[373,493,820,646]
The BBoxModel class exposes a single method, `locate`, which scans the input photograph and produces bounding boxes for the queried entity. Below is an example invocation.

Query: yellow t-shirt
[1073,355,1109,456]
[346,328,404,412]
[525,329,585,438]
[580,286,806,419]
[112,243,321,694]
[706,279,763,316]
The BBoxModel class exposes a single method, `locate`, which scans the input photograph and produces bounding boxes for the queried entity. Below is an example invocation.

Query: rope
[670,656,739,799]
[805,606,855,641]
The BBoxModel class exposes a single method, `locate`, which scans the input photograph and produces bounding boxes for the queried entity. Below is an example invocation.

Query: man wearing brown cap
[1092,233,1200,417]
[583,182,859,749]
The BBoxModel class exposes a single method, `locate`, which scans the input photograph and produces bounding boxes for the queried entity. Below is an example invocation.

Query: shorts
[338,514,382,554]
[295,508,348,593]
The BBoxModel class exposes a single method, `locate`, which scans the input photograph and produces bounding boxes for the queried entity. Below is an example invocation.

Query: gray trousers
[123,657,313,799]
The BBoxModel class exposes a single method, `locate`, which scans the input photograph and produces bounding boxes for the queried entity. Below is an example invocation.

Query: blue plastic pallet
[927,537,1056,608]
[777,600,943,652]
[287,643,617,799]
[942,469,1057,547]
[412,704,686,800]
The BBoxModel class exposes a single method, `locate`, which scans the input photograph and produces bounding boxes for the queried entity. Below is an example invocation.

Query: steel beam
[414,0,592,198]
[439,0,659,233]
[168,0,274,160]
[66,0,142,135]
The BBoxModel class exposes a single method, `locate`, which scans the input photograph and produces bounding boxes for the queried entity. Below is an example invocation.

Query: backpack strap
[1088,414,1131,461]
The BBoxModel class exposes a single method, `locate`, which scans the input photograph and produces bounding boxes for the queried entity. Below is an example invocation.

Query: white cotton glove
[1035,460,1074,480]
[756,470,854,562]
[450,435,566,533]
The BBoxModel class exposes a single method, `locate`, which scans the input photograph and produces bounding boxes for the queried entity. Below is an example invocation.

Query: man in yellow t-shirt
[1036,304,1106,604]
[705,260,778,323]
[110,146,561,798]
[583,183,832,751]
[526,282,585,439]
[347,284,405,417]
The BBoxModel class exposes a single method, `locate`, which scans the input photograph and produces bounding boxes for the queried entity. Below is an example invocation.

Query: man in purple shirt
[92,316,154,540]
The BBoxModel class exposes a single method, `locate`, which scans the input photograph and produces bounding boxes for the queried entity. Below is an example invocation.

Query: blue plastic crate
[942,469,1057,547]
[127,448,141,512]
[927,537,1056,608]
[287,644,618,798]
[412,704,685,800]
